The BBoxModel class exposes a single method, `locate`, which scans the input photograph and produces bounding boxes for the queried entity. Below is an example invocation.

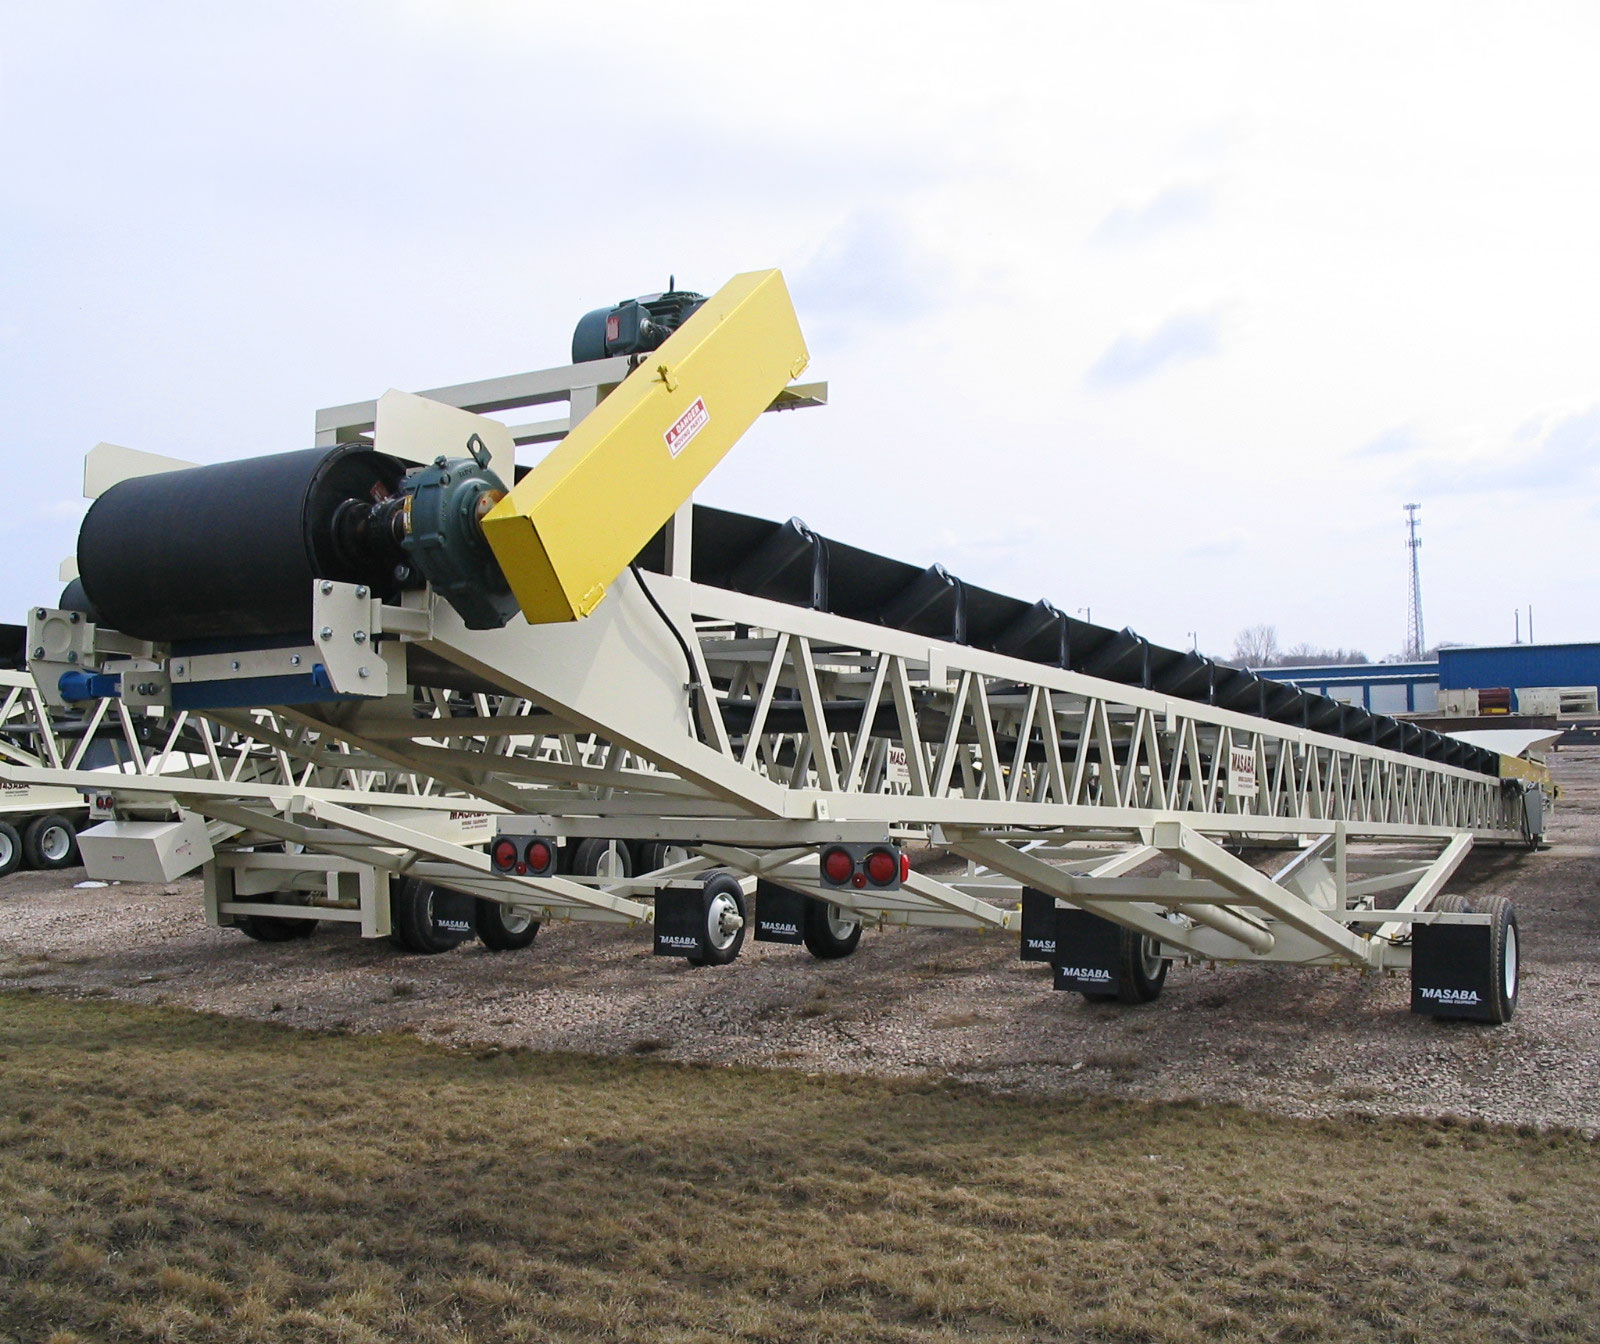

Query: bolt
[137,682,156,696]
[355,585,369,599]
[320,581,334,595]
[290,654,302,667]
[230,660,240,671]
[319,627,333,640]
[353,630,367,643]
[34,608,45,619]
[174,665,185,676]
[69,612,81,624]
[32,646,43,658]
[358,666,370,679]
[66,652,77,664]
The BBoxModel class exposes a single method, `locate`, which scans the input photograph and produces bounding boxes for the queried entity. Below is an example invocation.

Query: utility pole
[1403,503,1425,660]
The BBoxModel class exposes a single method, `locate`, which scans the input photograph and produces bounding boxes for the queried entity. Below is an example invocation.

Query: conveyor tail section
[480,269,809,624]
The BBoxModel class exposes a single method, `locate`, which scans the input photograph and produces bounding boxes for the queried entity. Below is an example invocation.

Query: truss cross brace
[1150,822,1381,968]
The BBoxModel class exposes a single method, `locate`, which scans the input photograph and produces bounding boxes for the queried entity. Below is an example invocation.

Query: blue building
[1258,643,1600,717]
[1437,642,1600,693]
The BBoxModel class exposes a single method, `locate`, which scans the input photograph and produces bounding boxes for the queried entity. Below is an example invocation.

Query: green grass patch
[0,991,1595,1342]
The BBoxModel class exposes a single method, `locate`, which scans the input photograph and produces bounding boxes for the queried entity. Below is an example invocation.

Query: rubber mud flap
[753,880,807,944]
[653,888,704,957]
[1051,907,1123,995]
[1412,917,1497,1021]
[1020,887,1058,962]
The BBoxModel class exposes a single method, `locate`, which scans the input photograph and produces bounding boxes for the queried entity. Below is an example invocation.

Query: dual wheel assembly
[232,876,542,954]
[663,871,863,967]
[0,813,81,878]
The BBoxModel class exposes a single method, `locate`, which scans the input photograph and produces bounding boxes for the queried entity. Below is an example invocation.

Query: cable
[629,562,705,743]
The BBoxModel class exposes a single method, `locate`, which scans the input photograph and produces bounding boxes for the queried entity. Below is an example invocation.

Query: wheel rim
[40,825,71,863]
[0,832,15,865]
[500,906,534,935]
[706,892,743,951]
[661,844,691,868]
[825,904,859,940]
[1137,935,1163,979]
[595,843,628,880]
[1504,923,1519,1001]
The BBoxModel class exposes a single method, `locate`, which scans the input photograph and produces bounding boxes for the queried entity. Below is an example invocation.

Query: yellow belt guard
[480,269,809,624]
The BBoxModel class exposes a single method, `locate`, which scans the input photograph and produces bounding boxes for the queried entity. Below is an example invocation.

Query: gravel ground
[3,746,1597,1131]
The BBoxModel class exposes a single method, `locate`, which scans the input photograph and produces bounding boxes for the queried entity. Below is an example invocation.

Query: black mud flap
[1019,887,1058,962]
[1411,919,1496,1021]
[1051,907,1122,995]
[429,887,477,940]
[653,887,705,958]
[753,880,807,944]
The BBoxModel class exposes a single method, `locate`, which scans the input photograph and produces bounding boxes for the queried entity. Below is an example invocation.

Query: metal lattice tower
[1404,502,1425,660]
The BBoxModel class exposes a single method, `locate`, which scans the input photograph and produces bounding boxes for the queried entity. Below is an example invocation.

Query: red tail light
[822,847,854,884]
[864,849,898,886]
[525,840,553,873]
[491,838,519,871]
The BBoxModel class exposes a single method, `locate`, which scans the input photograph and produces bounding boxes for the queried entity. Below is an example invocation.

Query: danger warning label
[664,397,710,457]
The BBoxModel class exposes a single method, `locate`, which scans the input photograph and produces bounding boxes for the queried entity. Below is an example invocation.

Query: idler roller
[77,445,409,642]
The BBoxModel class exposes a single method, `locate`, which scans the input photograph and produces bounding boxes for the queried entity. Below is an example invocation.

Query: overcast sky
[4,2,1596,660]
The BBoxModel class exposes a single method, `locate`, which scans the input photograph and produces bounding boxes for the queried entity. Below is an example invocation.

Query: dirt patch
[3,747,1597,1132]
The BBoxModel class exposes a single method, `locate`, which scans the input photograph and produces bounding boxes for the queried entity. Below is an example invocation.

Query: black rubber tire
[0,821,23,877]
[685,870,747,968]
[1431,893,1473,914]
[389,876,472,954]
[635,840,693,874]
[802,897,862,960]
[23,814,79,870]
[571,838,634,880]
[475,898,540,952]
[234,909,317,942]
[1473,894,1519,1024]
[1079,926,1170,1004]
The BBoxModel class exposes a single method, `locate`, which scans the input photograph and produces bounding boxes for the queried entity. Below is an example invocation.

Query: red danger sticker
[664,397,710,457]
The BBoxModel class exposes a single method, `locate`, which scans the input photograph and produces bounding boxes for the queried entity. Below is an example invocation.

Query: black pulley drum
[77,445,407,642]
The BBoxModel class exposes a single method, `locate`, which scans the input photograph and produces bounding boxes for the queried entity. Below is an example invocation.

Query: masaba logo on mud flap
[1420,987,1481,1004]
[761,921,800,937]
[1025,937,1055,954]
[1060,967,1111,982]
[658,934,699,949]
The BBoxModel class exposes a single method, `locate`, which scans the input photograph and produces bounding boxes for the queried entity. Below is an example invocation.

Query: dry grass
[1,991,1597,1343]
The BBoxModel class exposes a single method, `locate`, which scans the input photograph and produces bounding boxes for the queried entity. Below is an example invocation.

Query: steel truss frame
[7,350,1537,979]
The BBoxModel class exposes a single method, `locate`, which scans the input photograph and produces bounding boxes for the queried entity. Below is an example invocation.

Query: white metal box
[77,813,214,883]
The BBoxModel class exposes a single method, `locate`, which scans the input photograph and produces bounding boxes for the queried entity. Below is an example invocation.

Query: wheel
[1474,894,1520,1024]
[802,897,862,959]
[572,838,634,881]
[475,898,540,952]
[635,841,693,874]
[1079,926,1169,1004]
[233,899,317,942]
[1431,893,1472,914]
[685,870,747,967]
[0,821,21,878]
[23,814,79,870]
[389,876,474,954]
